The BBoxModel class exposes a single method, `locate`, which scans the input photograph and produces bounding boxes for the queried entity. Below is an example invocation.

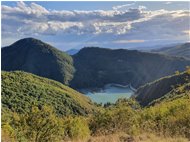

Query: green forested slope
[2,38,75,85]
[1,71,96,116]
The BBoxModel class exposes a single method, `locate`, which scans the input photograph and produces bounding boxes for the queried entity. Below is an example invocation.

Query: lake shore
[81,83,135,104]
[80,83,137,94]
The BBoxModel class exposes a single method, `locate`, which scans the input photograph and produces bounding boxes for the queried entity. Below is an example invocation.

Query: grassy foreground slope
[2,71,96,116]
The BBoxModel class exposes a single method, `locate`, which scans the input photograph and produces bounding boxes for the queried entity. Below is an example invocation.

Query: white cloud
[112,3,136,10]
[165,2,172,5]
[1,1,190,48]
[113,40,145,44]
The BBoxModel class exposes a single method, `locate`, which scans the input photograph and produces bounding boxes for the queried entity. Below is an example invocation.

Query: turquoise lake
[83,84,134,104]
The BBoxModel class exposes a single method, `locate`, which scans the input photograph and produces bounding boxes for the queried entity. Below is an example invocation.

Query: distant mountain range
[66,49,80,55]
[129,43,181,51]
[151,43,190,59]
[2,38,190,90]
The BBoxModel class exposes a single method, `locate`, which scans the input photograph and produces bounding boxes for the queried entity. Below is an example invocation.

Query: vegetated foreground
[2,68,190,142]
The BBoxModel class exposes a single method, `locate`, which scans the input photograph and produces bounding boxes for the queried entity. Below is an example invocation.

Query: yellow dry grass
[68,133,189,142]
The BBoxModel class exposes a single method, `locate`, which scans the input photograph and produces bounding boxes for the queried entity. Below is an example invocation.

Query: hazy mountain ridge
[66,49,80,55]
[152,42,190,59]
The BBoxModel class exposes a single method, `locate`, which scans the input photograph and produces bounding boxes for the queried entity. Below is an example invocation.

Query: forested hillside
[2,38,75,85]
[71,47,190,89]
[2,71,96,116]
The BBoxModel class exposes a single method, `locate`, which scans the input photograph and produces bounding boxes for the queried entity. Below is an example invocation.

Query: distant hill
[2,38,75,85]
[71,47,190,89]
[130,43,180,51]
[66,49,80,55]
[135,70,190,106]
[152,43,190,59]
[1,71,96,116]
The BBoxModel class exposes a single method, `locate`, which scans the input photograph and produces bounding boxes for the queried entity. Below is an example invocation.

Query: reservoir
[83,84,135,104]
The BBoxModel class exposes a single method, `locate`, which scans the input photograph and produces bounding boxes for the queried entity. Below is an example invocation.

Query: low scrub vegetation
[2,95,190,141]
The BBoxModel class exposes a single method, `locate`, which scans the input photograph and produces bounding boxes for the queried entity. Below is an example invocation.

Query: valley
[1,38,190,142]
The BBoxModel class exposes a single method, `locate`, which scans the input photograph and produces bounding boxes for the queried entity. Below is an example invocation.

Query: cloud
[183,30,190,36]
[1,2,146,36]
[113,40,145,44]
[1,2,190,48]
[112,3,136,10]
[165,2,172,5]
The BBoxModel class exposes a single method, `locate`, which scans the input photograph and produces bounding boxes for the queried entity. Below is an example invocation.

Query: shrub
[140,97,190,138]
[63,116,90,140]
[90,101,140,136]
[2,106,64,142]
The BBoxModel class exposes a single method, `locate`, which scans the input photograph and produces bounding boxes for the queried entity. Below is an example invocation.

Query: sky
[1,1,190,51]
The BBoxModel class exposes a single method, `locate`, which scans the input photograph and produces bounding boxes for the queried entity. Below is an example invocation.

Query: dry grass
[134,133,189,142]
[68,133,189,142]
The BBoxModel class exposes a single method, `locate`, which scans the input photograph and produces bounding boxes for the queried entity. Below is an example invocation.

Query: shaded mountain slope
[2,38,75,85]
[152,43,190,59]
[148,82,190,106]
[1,71,96,116]
[135,70,190,106]
[71,47,190,89]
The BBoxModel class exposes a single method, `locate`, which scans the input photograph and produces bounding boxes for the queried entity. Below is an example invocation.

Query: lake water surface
[83,84,134,104]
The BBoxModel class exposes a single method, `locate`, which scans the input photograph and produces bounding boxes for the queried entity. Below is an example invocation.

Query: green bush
[2,106,64,142]
[90,100,140,136]
[140,96,190,138]
[63,116,90,140]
